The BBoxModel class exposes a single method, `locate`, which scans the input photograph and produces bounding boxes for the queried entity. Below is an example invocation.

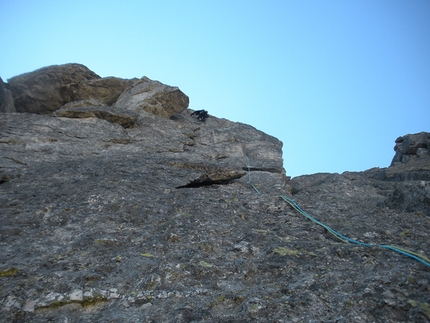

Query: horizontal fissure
[176,179,234,189]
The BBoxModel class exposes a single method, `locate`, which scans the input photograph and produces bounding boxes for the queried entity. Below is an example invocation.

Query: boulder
[6,64,189,120]
[113,77,189,118]
[7,63,100,114]
[391,131,430,165]
[0,77,15,113]
[61,77,136,106]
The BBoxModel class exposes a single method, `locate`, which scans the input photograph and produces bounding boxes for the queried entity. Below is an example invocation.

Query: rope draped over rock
[244,154,260,194]
[244,156,430,268]
[279,195,430,268]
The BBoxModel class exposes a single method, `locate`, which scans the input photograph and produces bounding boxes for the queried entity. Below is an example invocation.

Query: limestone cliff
[0,65,429,322]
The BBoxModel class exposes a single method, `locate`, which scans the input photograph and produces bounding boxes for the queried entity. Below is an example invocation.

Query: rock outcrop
[8,64,101,114]
[392,132,430,165]
[5,63,190,120]
[61,77,135,107]
[112,77,190,119]
[1,64,429,322]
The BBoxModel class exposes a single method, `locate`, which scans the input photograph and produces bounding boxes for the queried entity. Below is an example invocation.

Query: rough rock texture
[57,77,190,123]
[1,65,429,322]
[7,64,100,114]
[0,77,15,113]
[4,64,189,120]
[392,132,430,165]
[112,77,190,119]
[60,77,136,107]
[54,99,139,129]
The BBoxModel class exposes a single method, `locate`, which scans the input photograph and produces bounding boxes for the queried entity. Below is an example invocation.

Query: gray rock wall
[1,64,429,322]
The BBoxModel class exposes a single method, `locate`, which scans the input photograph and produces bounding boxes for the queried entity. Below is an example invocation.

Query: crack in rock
[176,170,246,188]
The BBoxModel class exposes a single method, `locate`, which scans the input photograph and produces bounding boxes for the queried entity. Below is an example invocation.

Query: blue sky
[1,0,429,177]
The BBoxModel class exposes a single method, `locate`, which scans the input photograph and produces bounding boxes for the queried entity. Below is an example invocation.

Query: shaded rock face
[1,65,430,322]
[392,132,430,165]
[0,77,15,113]
[61,77,136,107]
[8,64,101,114]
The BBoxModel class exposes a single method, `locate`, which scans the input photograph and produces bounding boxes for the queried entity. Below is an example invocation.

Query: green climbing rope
[280,196,430,268]
[244,154,260,194]
[242,152,429,267]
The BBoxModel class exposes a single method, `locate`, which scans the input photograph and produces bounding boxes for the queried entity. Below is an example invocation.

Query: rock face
[61,77,135,107]
[8,64,101,114]
[392,132,430,165]
[5,63,190,119]
[1,65,429,322]
[112,77,190,119]
[54,99,139,129]
[0,77,15,113]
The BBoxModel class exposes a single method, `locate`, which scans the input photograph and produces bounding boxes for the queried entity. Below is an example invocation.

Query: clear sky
[1,0,429,177]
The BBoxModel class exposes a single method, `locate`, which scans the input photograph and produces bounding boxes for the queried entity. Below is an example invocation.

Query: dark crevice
[176,172,245,189]
[0,178,9,185]
[176,179,235,189]
[0,174,14,184]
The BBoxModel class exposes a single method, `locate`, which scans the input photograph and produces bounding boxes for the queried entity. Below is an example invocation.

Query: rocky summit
[0,64,429,322]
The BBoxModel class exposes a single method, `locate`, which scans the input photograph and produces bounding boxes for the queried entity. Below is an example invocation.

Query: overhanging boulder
[8,63,100,114]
